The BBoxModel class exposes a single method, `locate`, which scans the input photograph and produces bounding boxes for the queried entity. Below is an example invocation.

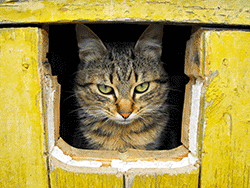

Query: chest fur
[85,121,163,152]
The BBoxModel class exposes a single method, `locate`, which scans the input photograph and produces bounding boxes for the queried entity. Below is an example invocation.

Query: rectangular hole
[47,23,191,164]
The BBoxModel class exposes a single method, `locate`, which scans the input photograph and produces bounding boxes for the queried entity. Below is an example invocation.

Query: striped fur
[74,24,168,152]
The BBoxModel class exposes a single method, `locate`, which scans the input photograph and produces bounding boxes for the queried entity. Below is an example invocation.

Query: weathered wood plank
[0,28,49,187]
[0,0,249,25]
[50,168,123,188]
[194,29,250,187]
[125,166,199,188]
[49,157,124,188]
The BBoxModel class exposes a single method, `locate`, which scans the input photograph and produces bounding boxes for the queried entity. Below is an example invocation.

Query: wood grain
[0,0,249,25]
[0,28,49,187]
[193,29,250,187]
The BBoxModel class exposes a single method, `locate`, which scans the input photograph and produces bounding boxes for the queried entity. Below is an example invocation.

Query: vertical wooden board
[0,28,49,187]
[155,169,199,188]
[50,167,123,188]
[201,30,250,187]
[126,167,199,188]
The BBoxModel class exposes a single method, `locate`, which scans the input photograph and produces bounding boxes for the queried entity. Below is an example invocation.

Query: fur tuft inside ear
[76,24,107,62]
[135,24,163,60]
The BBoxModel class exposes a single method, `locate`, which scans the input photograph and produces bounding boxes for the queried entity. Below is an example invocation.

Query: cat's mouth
[113,113,135,125]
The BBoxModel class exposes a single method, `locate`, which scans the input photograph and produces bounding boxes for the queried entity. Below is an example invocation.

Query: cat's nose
[119,112,132,119]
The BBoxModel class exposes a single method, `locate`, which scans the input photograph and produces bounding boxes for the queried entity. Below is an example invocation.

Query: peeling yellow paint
[129,168,199,188]
[0,0,249,25]
[50,167,123,188]
[0,28,49,187]
[201,30,250,187]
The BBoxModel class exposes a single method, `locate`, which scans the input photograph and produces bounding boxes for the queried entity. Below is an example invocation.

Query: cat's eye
[98,84,114,94]
[135,82,149,93]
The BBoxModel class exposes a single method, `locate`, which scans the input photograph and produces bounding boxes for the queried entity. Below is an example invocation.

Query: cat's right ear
[76,24,107,62]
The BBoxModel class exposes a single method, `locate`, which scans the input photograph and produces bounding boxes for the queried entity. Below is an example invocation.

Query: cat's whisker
[69,106,92,114]
[70,105,105,115]
[98,118,111,129]
[62,93,79,102]
[103,110,115,118]
[61,90,93,103]
[138,116,152,125]
[166,87,185,92]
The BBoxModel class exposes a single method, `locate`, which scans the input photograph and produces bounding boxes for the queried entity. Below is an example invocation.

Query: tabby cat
[73,24,169,152]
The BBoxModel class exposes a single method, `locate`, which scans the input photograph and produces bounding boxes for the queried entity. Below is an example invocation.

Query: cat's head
[75,24,168,125]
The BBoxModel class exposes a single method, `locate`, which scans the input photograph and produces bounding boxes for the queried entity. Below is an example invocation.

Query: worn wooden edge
[181,39,192,148]
[39,28,49,155]
[181,79,192,148]
[0,0,250,25]
[125,163,199,176]
[39,28,62,157]
[50,154,122,174]
[181,28,206,157]
[56,138,189,166]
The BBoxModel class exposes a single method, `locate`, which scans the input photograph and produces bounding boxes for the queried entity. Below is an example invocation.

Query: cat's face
[75,24,168,126]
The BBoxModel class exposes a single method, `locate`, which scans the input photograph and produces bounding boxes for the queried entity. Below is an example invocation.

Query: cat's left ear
[135,24,163,60]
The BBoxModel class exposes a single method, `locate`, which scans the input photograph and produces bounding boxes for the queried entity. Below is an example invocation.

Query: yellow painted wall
[0,0,249,25]
[0,28,49,187]
[1,7,250,187]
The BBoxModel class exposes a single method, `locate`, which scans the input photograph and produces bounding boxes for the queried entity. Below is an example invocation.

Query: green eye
[135,82,149,93]
[98,84,113,94]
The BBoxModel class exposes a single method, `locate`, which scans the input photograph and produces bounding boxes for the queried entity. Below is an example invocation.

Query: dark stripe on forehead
[109,63,115,84]
[115,63,133,82]
[116,70,121,81]
[109,74,113,84]
[134,72,138,82]
[126,69,132,81]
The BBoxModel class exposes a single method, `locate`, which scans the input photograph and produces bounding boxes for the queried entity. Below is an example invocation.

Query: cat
[73,24,169,152]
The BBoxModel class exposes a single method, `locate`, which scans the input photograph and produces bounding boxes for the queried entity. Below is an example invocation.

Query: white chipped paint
[45,75,56,153]
[51,146,102,167]
[51,146,198,171]
[111,153,198,172]
[189,79,203,155]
